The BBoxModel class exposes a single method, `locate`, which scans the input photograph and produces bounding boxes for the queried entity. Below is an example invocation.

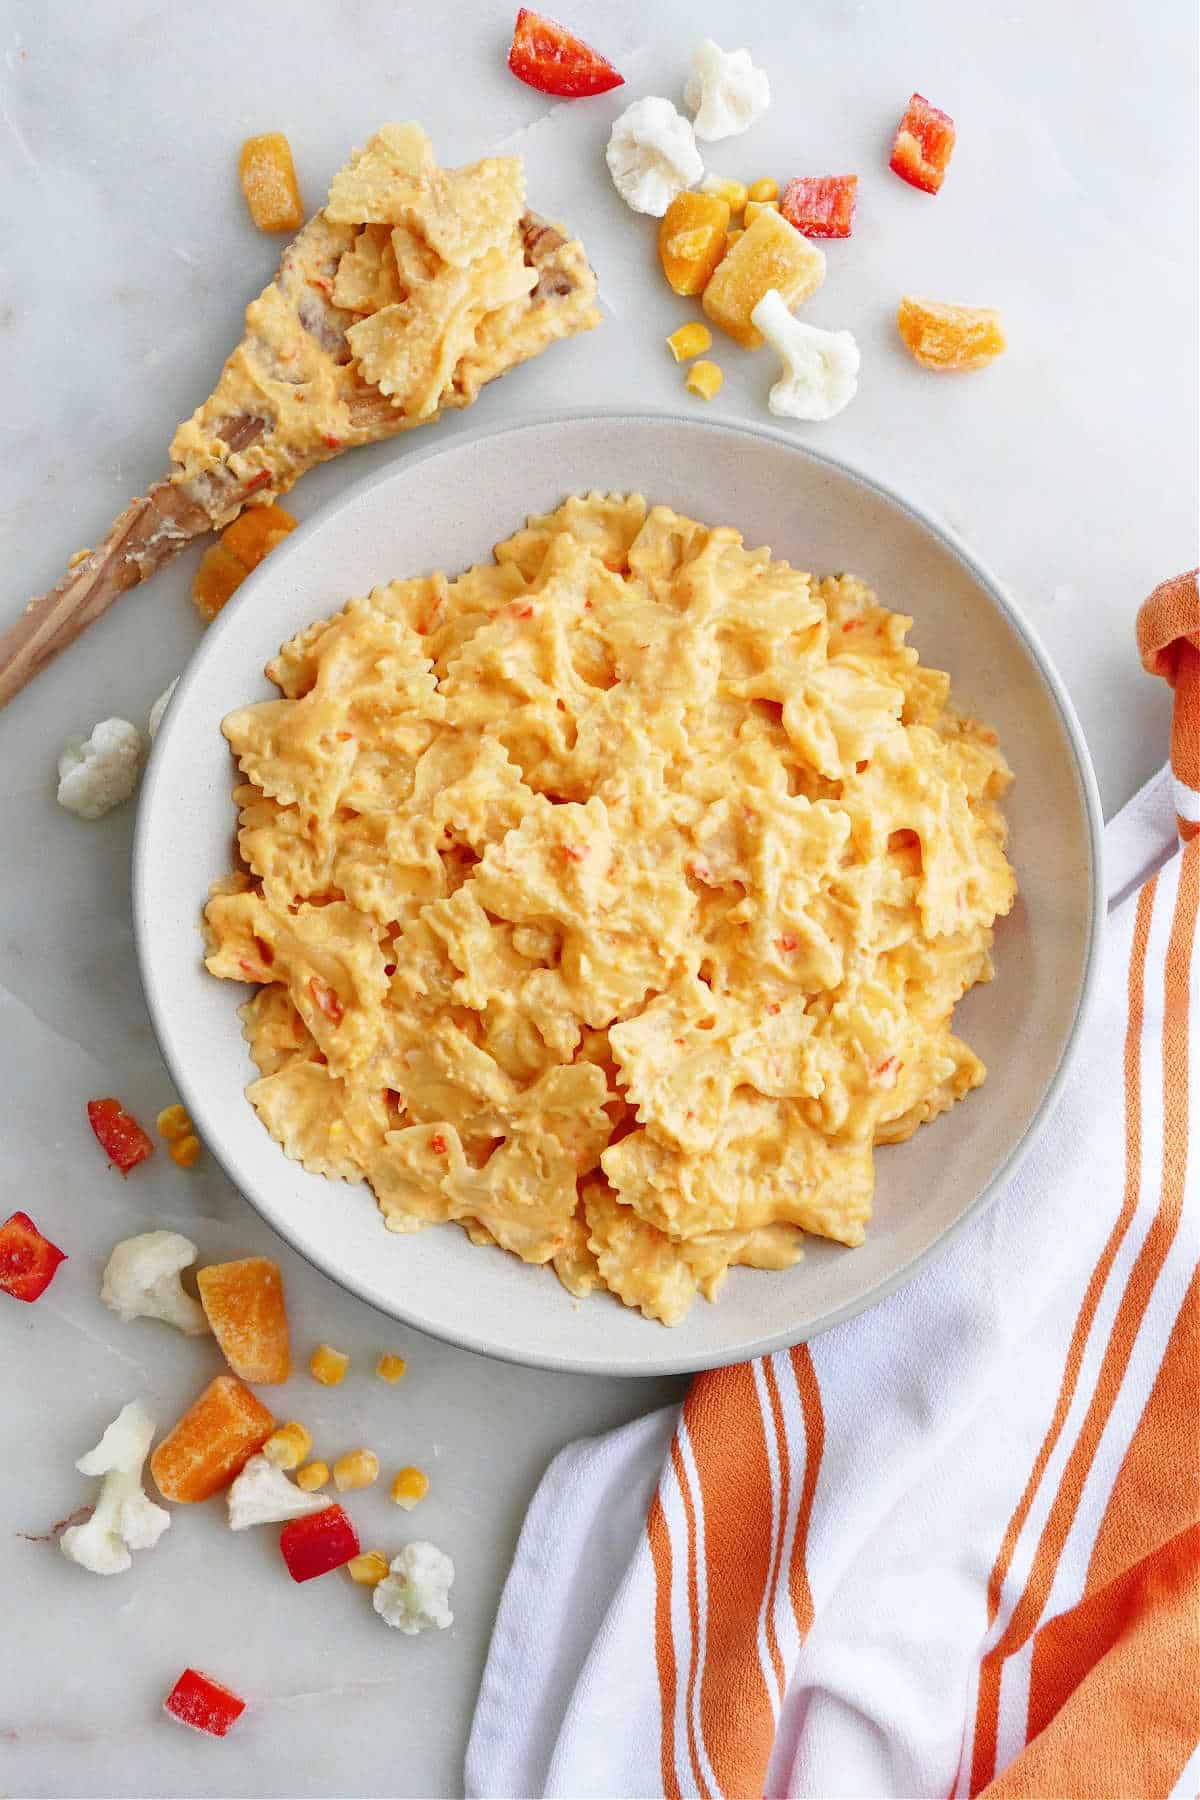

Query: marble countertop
[1,1,1194,1794]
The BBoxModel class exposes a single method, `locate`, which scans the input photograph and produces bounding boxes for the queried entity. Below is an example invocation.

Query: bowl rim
[133,406,1106,1377]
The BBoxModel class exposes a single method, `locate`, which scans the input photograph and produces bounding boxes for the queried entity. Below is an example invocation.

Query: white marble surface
[0,1,1194,1794]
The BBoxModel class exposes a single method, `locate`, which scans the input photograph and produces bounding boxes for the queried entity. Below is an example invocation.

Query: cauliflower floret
[606,96,703,216]
[147,677,180,740]
[684,39,770,141]
[100,1231,210,1336]
[750,289,861,421]
[61,1400,170,1575]
[372,1540,455,1635]
[56,718,142,819]
[227,1454,328,1530]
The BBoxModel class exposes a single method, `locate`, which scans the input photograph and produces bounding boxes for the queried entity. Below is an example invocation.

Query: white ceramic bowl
[134,413,1103,1377]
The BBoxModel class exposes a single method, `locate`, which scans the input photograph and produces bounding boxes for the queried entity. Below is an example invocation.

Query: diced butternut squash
[658,191,731,297]
[197,1256,291,1384]
[238,133,304,233]
[222,504,297,571]
[192,544,248,624]
[897,296,1007,371]
[150,1375,275,1503]
[702,209,826,348]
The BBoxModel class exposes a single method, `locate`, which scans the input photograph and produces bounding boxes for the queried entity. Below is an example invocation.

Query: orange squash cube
[192,543,248,624]
[657,190,731,297]
[702,208,826,348]
[197,1256,291,1384]
[150,1375,275,1503]
[897,296,1007,371]
[222,504,297,571]
[238,133,304,234]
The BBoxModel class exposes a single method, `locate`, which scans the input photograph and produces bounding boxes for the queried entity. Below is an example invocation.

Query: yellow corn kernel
[156,1104,192,1142]
[238,133,305,234]
[685,360,724,401]
[309,1343,350,1386]
[347,1550,390,1587]
[390,1466,430,1510]
[375,1353,408,1384]
[657,190,731,296]
[666,322,713,364]
[747,177,779,203]
[743,198,780,224]
[295,1460,330,1492]
[169,1134,202,1169]
[333,1449,380,1493]
[262,1421,312,1471]
[701,175,748,214]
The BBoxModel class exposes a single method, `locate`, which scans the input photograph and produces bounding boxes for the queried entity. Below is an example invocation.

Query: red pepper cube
[0,1211,67,1303]
[163,1667,246,1738]
[279,1504,359,1583]
[890,93,956,194]
[507,8,624,98]
[780,175,859,239]
[87,1098,155,1174]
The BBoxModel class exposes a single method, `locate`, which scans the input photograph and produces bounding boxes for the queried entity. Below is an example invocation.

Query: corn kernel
[685,360,724,401]
[743,198,781,224]
[376,1353,408,1384]
[238,133,305,234]
[666,322,713,364]
[657,190,731,296]
[701,176,748,214]
[262,1421,312,1470]
[309,1343,350,1386]
[156,1104,192,1142]
[390,1466,430,1510]
[169,1134,202,1169]
[347,1550,390,1586]
[295,1460,330,1492]
[747,177,779,203]
[333,1448,379,1492]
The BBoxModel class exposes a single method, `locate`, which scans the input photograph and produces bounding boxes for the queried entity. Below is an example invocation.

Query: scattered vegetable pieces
[780,175,858,239]
[100,1231,209,1335]
[751,289,861,420]
[0,1210,66,1303]
[897,295,1006,370]
[684,39,770,142]
[507,8,624,98]
[197,1257,290,1384]
[87,1098,154,1175]
[666,322,713,363]
[333,1449,380,1493]
[192,505,297,624]
[279,1503,360,1583]
[375,1354,408,1384]
[263,1422,312,1470]
[156,1103,192,1142]
[227,1453,327,1530]
[61,1400,169,1575]
[606,96,703,216]
[295,1460,330,1492]
[702,208,825,347]
[164,1668,246,1739]
[746,177,779,203]
[170,1133,202,1168]
[347,1550,390,1586]
[150,1375,274,1504]
[657,190,731,296]
[685,359,724,400]
[390,1466,430,1511]
[238,133,304,233]
[309,1343,350,1386]
[889,92,956,194]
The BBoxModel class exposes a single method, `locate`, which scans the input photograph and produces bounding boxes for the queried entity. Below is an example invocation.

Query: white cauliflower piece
[56,718,142,819]
[372,1541,455,1635]
[684,39,770,141]
[227,1454,328,1530]
[147,677,179,740]
[751,289,861,422]
[60,1400,169,1576]
[605,96,703,216]
[100,1231,210,1336]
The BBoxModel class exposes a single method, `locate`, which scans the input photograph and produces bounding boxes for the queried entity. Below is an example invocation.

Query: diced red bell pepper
[87,1098,155,1175]
[507,8,624,97]
[279,1504,359,1583]
[780,175,859,239]
[0,1211,67,1302]
[163,1668,246,1738]
[889,92,956,194]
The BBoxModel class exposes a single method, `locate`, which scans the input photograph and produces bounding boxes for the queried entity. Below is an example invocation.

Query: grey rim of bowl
[133,407,1107,1377]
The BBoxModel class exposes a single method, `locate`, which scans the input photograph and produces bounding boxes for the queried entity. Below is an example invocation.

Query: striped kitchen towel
[467,571,1200,1800]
